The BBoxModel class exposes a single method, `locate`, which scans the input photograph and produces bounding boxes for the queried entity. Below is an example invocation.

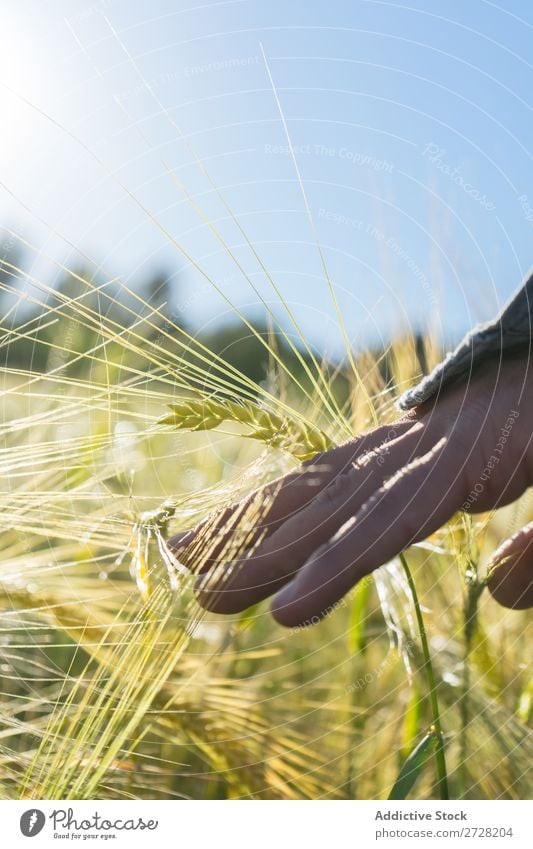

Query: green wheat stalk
[400,552,449,800]
[159,396,334,461]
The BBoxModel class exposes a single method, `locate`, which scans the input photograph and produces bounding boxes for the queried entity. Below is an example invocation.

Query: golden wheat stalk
[158,396,334,461]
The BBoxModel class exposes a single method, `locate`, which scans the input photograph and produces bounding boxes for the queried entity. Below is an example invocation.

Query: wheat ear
[159,397,333,461]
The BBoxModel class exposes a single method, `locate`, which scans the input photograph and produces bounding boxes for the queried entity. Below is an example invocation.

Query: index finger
[271,436,464,627]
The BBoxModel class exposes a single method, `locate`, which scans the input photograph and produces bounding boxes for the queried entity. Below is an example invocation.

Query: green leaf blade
[388,730,437,800]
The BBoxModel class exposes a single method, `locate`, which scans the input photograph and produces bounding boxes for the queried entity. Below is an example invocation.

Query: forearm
[398,270,533,410]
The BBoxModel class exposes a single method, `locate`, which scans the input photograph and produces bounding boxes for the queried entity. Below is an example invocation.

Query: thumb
[487,521,533,610]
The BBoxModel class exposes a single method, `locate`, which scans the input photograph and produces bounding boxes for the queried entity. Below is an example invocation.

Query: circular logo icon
[20,810,46,837]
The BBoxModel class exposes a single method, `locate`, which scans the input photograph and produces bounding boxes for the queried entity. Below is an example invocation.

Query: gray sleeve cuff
[397,270,533,411]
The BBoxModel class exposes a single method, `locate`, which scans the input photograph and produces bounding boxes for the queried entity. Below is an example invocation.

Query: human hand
[169,356,533,626]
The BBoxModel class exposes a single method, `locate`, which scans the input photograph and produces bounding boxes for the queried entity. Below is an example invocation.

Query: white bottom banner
[1,800,530,848]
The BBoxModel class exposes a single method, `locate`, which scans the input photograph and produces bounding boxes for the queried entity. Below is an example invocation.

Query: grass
[0,38,531,798]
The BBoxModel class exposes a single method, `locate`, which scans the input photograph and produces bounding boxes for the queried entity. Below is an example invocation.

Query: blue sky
[2,0,533,355]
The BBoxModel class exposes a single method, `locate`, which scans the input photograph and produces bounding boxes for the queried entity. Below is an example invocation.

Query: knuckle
[315,466,357,509]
